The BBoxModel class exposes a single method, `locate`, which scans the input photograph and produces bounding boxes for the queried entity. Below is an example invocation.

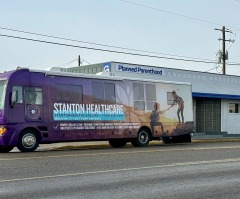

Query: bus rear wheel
[131,128,150,147]
[0,146,14,153]
[17,129,39,152]
[109,139,127,148]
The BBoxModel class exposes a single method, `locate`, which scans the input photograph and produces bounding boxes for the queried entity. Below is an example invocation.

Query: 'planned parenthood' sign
[116,64,164,76]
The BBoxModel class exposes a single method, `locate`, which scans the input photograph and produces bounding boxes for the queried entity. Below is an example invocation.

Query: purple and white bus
[0,68,194,152]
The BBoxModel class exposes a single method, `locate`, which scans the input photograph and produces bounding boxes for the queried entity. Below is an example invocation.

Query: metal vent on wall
[196,98,221,133]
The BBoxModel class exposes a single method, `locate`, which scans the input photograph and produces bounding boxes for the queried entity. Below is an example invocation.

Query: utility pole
[78,55,81,67]
[222,26,226,75]
[215,26,234,75]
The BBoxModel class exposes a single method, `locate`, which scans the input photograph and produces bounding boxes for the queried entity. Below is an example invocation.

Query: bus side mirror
[11,90,18,108]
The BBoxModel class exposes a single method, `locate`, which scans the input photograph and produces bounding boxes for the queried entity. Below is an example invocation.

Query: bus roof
[5,68,191,86]
[33,69,192,86]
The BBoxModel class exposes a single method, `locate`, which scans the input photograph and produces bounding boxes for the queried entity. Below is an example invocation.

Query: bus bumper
[0,126,18,146]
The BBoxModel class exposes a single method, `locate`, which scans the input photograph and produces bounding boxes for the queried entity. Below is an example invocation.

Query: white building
[67,61,240,137]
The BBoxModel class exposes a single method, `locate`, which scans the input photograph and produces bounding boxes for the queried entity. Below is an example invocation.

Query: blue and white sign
[116,64,164,76]
[102,62,111,72]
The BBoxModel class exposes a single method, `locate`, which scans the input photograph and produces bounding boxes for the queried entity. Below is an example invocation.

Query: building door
[195,98,221,132]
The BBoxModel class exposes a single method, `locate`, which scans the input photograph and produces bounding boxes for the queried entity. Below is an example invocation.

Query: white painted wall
[112,62,240,96]
[221,99,240,134]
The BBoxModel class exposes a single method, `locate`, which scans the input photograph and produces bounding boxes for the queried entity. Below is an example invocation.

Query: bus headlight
[0,127,7,136]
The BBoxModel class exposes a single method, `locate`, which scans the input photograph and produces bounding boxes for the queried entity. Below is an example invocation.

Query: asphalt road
[1,142,240,199]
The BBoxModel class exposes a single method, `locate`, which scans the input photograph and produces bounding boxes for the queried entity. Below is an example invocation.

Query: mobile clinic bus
[0,68,194,152]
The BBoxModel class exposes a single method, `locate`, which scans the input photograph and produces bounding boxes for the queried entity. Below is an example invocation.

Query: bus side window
[92,82,104,103]
[25,87,43,105]
[35,88,43,105]
[56,84,83,103]
[133,83,145,110]
[70,85,83,102]
[56,85,70,102]
[145,84,156,111]
[12,86,23,103]
[105,83,116,103]
[92,82,116,103]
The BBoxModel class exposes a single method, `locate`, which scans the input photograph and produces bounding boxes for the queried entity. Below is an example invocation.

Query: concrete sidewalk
[37,137,240,151]
[38,141,110,151]
[11,141,110,152]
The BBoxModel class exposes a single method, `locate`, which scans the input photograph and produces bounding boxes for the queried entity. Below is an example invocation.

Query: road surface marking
[1,157,240,183]
[1,145,240,161]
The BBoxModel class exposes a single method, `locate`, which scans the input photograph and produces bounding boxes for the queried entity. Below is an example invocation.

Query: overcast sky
[0,0,240,75]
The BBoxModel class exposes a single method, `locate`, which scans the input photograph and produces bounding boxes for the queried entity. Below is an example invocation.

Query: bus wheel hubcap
[22,133,36,148]
[139,132,147,144]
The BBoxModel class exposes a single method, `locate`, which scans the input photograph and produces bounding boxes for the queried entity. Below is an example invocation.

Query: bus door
[24,87,44,122]
[9,86,25,123]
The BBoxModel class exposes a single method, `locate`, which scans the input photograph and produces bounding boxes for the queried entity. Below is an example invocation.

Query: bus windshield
[0,80,7,109]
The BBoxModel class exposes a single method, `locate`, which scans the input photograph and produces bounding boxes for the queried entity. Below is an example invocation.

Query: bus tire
[172,134,192,143]
[0,146,14,153]
[182,133,192,142]
[162,136,172,144]
[131,128,150,147]
[109,139,127,148]
[17,129,39,152]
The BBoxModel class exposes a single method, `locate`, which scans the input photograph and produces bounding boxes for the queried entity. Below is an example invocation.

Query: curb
[39,139,240,151]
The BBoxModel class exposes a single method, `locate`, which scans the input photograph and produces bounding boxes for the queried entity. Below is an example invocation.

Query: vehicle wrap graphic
[53,103,125,121]
[26,105,41,120]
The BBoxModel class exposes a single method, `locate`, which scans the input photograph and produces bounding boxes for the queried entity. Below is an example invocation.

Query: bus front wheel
[131,128,150,147]
[0,146,14,153]
[17,129,39,152]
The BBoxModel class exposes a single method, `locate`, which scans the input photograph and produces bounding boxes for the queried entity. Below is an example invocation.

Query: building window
[229,103,240,113]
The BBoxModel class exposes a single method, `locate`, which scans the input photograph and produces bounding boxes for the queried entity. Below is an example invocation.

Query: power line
[122,0,221,26]
[1,33,240,66]
[81,58,91,65]
[0,33,221,65]
[205,65,221,72]
[121,0,240,31]
[0,26,215,62]
[55,59,78,68]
